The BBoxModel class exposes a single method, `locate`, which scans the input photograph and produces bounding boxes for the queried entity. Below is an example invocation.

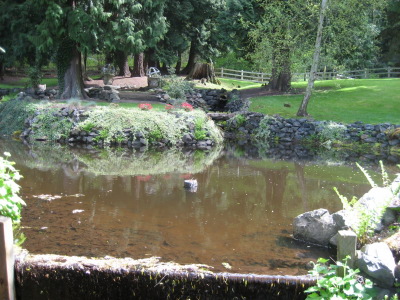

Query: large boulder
[293,208,337,246]
[356,242,396,288]
[357,187,396,229]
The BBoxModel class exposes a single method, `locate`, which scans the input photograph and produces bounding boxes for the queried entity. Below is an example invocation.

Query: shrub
[194,117,207,140]
[253,116,272,143]
[164,76,194,100]
[316,121,347,143]
[333,161,395,245]
[305,257,376,300]
[0,152,26,222]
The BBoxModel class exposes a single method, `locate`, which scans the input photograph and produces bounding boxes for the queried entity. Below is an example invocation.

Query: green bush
[316,121,347,143]
[163,75,194,101]
[194,117,207,140]
[0,152,26,222]
[252,116,272,143]
[305,257,376,299]
[333,161,395,245]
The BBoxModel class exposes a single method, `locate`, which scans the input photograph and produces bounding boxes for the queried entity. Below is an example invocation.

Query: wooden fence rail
[216,67,400,83]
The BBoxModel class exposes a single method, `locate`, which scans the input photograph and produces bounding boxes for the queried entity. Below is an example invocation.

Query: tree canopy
[0,0,397,98]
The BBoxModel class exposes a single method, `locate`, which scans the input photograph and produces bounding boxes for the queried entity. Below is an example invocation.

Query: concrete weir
[14,250,316,300]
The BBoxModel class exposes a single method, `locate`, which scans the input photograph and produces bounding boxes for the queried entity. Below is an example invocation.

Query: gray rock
[357,243,395,288]
[293,208,337,246]
[332,209,355,230]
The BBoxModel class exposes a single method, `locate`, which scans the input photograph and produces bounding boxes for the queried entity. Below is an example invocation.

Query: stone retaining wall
[158,88,250,113]
[222,112,400,150]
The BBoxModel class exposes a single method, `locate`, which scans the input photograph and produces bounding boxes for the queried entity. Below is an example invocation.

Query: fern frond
[379,160,390,187]
[356,162,377,188]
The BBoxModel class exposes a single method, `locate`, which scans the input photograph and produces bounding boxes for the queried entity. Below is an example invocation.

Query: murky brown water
[1,139,396,275]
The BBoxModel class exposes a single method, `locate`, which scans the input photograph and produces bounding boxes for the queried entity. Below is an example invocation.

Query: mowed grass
[0,77,58,89]
[249,78,400,124]
[195,78,260,90]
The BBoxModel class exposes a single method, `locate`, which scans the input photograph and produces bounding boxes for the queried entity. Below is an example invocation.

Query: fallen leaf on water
[33,194,62,201]
[66,194,85,198]
[222,262,232,269]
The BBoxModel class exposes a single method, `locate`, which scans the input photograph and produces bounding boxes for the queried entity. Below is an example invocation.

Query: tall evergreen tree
[0,0,48,79]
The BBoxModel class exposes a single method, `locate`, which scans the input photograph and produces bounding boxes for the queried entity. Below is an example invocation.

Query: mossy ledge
[14,249,315,299]
[0,99,223,149]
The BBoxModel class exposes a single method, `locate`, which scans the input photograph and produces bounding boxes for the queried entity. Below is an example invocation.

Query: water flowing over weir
[1,138,399,298]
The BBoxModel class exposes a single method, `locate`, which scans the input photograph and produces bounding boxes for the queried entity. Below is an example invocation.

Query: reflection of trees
[294,162,308,212]
[1,138,392,270]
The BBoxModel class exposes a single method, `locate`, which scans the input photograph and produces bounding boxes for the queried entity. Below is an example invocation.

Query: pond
[1,139,399,276]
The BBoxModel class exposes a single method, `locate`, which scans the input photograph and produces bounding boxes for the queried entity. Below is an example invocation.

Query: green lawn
[0,77,58,89]
[194,78,261,90]
[249,78,400,124]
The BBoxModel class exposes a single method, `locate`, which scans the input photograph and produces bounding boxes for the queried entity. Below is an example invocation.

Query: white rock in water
[184,180,198,192]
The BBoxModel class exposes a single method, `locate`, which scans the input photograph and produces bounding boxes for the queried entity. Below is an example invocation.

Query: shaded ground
[1,75,291,102]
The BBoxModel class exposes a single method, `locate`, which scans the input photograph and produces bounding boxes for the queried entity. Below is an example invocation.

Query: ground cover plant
[0,152,25,222]
[249,78,400,124]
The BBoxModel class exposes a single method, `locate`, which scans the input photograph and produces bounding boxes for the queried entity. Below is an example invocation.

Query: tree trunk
[186,62,220,84]
[105,52,114,65]
[175,51,182,75]
[116,51,131,77]
[145,49,156,71]
[132,53,145,77]
[297,0,328,117]
[180,41,198,75]
[0,60,4,80]
[56,40,87,100]
[268,47,291,92]
[81,51,91,81]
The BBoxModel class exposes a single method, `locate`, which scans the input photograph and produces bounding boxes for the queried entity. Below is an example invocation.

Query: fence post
[337,230,357,277]
[364,68,368,79]
[0,216,15,300]
[388,67,391,78]
[240,70,243,80]
[221,67,224,78]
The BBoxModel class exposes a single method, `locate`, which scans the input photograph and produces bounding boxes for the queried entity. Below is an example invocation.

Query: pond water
[1,139,399,275]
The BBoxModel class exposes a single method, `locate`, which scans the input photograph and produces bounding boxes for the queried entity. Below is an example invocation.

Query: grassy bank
[249,78,400,124]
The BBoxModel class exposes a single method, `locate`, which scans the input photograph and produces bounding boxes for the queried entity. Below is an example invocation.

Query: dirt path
[2,75,289,102]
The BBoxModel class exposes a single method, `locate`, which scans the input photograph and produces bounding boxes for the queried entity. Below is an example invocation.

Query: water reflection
[0,139,398,275]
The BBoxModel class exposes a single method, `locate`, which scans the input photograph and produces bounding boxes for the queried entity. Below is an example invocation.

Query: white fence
[216,67,400,83]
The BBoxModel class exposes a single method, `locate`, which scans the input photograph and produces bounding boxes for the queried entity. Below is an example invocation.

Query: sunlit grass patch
[250,78,400,124]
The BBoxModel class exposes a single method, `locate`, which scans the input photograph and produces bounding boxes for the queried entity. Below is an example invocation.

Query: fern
[333,187,357,210]
[380,160,390,187]
[356,162,377,188]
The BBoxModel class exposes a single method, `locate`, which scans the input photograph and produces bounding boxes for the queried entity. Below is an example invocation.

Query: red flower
[138,103,153,111]
[181,102,193,111]
[165,104,174,110]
